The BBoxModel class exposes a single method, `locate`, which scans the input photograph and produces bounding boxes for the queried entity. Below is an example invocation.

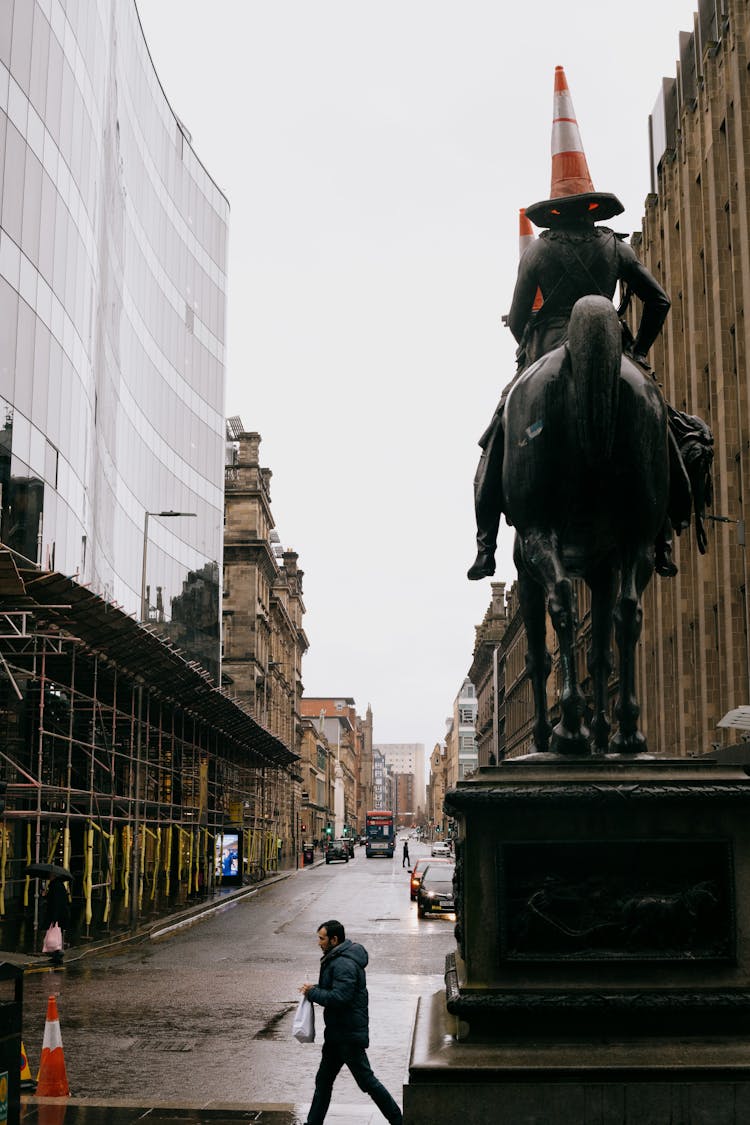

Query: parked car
[409,856,450,901]
[431,841,451,857]
[417,862,456,918]
[325,839,349,864]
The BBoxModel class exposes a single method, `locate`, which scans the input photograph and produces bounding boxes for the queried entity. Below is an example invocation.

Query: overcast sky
[136,0,699,748]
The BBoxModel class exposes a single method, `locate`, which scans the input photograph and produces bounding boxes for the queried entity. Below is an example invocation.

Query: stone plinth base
[444,758,750,1037]
[404,989,750,1124]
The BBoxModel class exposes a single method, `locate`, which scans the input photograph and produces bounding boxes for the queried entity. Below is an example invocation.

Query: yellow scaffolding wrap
[23,824,31,909]
[264,831,276,871]
[164,826,172,898]
[187,829,194,895]
[89,821,114,924]
[46,829,61,864]
[176,827,191,885]
[122,825,132,909]
[202,828,210,893]
[151,827,161,902]
[83,823,94,926]
[0,826,8,916]
[139,826,158,911]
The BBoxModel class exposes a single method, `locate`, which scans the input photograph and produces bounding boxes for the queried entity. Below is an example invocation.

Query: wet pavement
[20,1095,390,1123]
[15,845,451,1124]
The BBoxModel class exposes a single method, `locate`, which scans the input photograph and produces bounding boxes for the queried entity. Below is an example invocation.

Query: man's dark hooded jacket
[307,939,369,1047]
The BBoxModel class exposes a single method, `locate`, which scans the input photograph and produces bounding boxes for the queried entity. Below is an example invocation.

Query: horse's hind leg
[587,564,617,754]
[518,570,552,753]
[518,531,590,755]
[611,548,652,753]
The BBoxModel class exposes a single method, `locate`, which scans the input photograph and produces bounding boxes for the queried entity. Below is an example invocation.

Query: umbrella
[25,863,72,881]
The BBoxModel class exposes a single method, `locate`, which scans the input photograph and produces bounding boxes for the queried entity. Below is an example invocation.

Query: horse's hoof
[609,730,648,755]
[551,724,591,757]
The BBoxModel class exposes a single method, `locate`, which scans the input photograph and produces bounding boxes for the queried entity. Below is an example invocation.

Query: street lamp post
[140,510,197,622]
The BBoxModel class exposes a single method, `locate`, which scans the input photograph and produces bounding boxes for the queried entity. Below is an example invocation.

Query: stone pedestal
[403,758,750,1123]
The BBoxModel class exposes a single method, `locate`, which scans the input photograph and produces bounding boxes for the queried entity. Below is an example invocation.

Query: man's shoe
[467,549,495,581]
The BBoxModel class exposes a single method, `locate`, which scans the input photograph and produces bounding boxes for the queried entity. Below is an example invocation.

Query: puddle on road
[130,1036,197,1051]
[253,1001,296,1040]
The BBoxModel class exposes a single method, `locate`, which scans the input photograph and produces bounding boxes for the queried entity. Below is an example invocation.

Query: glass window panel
[44,439,57,487]
[1,122,25,243]
[9,0,32,89]
[0,275,18,402]
[21,148,43,267]
[58,60,73,166]
[70,83,83,182]
[52,199,69,302]
[29,8,50,116]
[11,411,30,466]
[44,32,63,145]
[28,423,44,479]
[45,336,62,448]
[0,113,6,207]
[38,171,56,284]
[31,319,50,432]
[13,297,34,417]
[0,1,12,70]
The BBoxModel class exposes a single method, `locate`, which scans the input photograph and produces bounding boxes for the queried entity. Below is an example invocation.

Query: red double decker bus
[365,809,395,858]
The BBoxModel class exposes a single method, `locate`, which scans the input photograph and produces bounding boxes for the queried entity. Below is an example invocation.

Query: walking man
[299,920,403,1125]
[402,839,410,868]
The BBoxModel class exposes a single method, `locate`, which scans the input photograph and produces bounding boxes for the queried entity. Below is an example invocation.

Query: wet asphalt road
[20,840,455,1109]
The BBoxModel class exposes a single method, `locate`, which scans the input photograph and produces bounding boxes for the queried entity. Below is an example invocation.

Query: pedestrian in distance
[402,839,410,869]
[44,875,70,966]
[299,919,403,1125]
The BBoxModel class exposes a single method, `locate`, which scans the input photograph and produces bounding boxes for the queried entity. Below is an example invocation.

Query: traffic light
[325,824,332,836]
[342,826,347,836]
[301,823,307,832]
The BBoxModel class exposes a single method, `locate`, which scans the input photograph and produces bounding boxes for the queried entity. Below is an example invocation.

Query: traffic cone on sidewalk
[35,995,70,1097]
[20,1039,35,1090]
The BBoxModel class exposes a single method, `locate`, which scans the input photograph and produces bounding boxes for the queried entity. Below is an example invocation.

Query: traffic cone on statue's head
[550,64,596,199]
[519,208,543,311]
[525,65,624,228]
[35,995,69,1097]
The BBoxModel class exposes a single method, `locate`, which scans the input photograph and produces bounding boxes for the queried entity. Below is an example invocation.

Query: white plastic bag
[293,996,315,1043]
[42,923,62,954]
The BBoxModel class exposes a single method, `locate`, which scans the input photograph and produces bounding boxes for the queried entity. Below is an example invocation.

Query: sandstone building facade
[222,426,307,860]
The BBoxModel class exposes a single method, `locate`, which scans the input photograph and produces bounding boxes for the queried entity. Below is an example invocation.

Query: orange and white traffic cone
[35,995,69,1097]
[549,64,595,198]
[525,65,623,228]
[20,1039,35,1090]
[519,208,543,311]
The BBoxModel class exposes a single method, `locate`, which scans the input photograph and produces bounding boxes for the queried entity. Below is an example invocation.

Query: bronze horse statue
[503,295,669,755]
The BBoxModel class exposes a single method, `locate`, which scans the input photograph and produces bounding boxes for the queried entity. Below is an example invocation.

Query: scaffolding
[0,552,298,951]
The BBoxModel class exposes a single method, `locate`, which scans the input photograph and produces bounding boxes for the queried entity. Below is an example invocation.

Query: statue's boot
[469,410,505,581]
[655,525,678,578]
[467,545,496,581]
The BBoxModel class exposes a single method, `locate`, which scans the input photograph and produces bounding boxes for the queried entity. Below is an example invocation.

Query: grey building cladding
[0,0,228,679]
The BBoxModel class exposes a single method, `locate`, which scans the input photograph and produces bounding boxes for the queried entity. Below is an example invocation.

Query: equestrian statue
[469,67,713,756]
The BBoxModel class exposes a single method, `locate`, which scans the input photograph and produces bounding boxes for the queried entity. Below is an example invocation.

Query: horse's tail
[568,295,622,467]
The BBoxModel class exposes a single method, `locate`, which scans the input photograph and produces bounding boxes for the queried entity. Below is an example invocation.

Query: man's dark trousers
[306,1040,402,1124]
